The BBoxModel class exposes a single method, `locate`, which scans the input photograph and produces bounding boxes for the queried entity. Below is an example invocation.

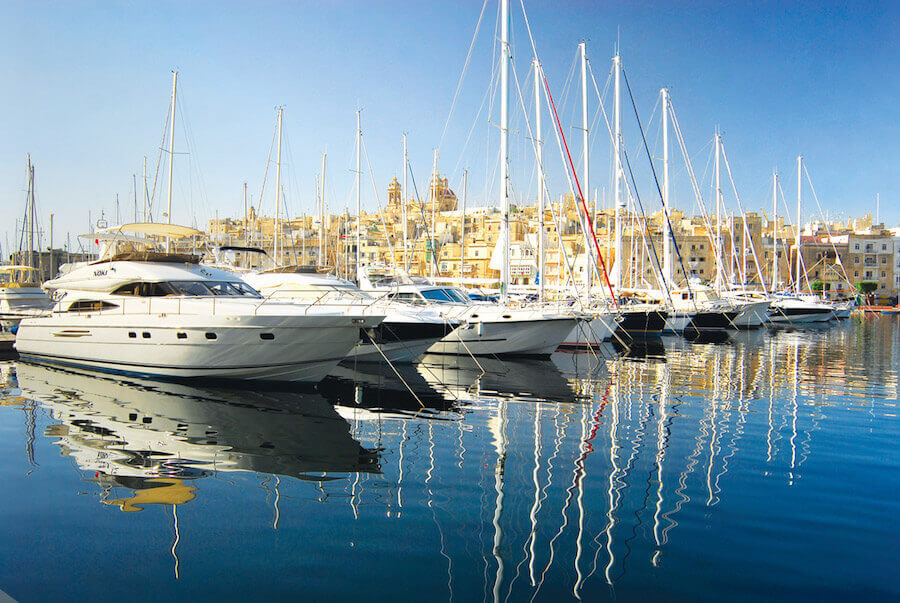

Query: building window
[855,257,860,264]
[854,271,859,277]
[854,244,859,250]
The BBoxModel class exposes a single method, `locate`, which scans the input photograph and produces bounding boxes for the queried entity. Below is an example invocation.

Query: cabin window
[260,333,275,340]
[128,332,136,338]
[205,332,217,340]
[67,300,119,312]
[142,332,151,338]
[170,281,214,296]
[112,282,142,296]
[177,332,187,339]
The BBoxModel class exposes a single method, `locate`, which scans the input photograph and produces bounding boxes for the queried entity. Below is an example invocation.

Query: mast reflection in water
[0,317,897,601]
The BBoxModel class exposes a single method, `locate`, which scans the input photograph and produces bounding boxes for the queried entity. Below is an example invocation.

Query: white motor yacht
[209,246,457,364]
[365,280,579,357]
[15,225,382,383]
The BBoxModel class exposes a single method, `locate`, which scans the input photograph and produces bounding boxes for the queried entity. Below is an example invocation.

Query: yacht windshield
[421,289,456,303]
[445,288,472,304]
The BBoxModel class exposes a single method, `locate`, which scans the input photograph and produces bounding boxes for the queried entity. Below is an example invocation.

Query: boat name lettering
[93,269,107,277]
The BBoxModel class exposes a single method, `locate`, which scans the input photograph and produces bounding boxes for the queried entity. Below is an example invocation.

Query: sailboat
[767,156,835,324]
[0,155,52,329]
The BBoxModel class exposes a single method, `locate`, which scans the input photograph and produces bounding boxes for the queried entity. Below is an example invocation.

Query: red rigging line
[541,72,618,308]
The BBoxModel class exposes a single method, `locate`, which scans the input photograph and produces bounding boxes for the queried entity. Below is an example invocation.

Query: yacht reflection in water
[17,362,381,499]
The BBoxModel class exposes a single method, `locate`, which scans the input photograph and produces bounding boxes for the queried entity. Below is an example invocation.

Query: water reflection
[0,318,897,600]
[16,362,380,491]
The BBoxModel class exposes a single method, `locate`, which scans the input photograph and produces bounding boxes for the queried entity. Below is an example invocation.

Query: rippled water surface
[1,317,897,601]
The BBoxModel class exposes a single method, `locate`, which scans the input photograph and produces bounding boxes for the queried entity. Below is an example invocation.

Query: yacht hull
[767,306,834,325]
[427,317,577,357]
[559,313,618,348]
[15,313,374,383]
[731,300,770,329]
[615,309,669,339]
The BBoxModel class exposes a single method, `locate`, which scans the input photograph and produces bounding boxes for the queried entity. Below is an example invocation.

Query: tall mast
[772,171,778,290]
[274,106,284,265]
[580,42,591,292]
[714,131,722,292]
[166,70,177,251]
[142,156,148,221]
[355,110,361,280]
[662,88,671,287]
[243,182,248,246]
[499,0,510,303]
[402,134,409,272]
[535,58,545,303]
[320,152,327,268]
[612,53,623,292]
[795,155,802,292]
[461,169,467,281]
[430,149,438,278]
[26,154,34,269]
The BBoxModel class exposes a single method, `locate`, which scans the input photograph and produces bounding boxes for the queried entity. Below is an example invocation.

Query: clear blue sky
[2,0,897,253]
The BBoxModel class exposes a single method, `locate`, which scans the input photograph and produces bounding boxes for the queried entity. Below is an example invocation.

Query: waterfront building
[206,178,899,301]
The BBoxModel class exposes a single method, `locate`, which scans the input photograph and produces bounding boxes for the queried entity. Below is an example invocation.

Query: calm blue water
[1,317,897,601]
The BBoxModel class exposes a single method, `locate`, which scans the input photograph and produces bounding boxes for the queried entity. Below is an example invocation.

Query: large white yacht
[208,246,458,364]
[0,265,51,329]
[14,225,382,383]
[362,276,579,357]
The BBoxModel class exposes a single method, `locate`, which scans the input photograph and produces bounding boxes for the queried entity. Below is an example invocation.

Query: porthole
[205,332,217,340]
[142,332,151,339]
[128,332,136,338]
[177,332,187,339]
[260,333,275,340]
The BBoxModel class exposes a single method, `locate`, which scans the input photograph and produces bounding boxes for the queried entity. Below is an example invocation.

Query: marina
[0,317,897,600]
[2,0,897,599]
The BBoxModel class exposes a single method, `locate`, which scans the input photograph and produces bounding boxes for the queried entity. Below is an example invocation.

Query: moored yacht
[363,277,579,357]
[767,292,835,325]
[209,246,457,364]
[15,225,382,383]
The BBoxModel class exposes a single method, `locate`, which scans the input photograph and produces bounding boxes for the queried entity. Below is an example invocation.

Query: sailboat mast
[320,152,327,268]
[498,0,510,303]
[580,42,591,292]
[355,110,361,280]
[142,156,148,222]
[662,88,671,287]
[461,169,467,281]
[714,131,722,291]
[26,155,34,270]
[430,149,438,278]
[402,134,409,272]
[772,171,778,290]
[535,58,545,303]
[612,53,623,293]
[274,106,284,265]
[795,155,802,292]
[166,70,177,251]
